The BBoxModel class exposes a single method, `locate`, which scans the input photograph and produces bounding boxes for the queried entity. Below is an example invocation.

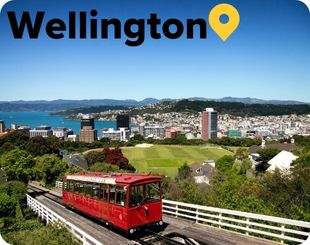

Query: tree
[216,155,235,173]
[103,147,135,171]
[5,224,80,245]
[256,148,280,172]
[84,151,105,166]
[178,179,205,205]
[0,192,17,216]
[0,131,29,148]
[25,136,53,156]
[0,181,27,202]
[88,162,120,172]
[176,163,192,181]
[234,148,249,161]
[292,152,310,169]
[0,149,35,183]
[34,154,67,185]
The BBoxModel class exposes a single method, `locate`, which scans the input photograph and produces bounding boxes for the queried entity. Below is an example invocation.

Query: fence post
[246,218,250,236]
[196,208,199,224]
[281,225,285,244]
[218,213,222,229]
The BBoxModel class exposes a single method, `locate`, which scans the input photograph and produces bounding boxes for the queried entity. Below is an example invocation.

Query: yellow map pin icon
[209,4,240,41]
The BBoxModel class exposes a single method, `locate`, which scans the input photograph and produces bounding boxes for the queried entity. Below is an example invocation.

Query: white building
[102,128,130,141]
[267,151,298,172]
[52,127,73,139]
[29,126,53,138]
[139,124,165,139]
[66,135,79,142]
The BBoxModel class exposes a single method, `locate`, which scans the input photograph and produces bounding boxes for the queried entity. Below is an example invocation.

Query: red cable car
[62,172,163,233]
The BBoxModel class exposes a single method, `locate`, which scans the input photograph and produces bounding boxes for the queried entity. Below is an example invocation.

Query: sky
[0,0,309,102]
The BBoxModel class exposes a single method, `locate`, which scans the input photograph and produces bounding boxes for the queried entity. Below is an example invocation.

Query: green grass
[122,145,232,177]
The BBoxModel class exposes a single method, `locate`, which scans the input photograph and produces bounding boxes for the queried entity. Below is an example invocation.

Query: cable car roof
[64,172,161,185]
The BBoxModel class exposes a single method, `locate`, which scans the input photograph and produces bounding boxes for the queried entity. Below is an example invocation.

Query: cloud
[0,0,11,13]
[298,0,310,12]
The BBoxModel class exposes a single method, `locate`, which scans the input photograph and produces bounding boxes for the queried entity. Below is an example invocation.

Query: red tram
[62,172,163,233]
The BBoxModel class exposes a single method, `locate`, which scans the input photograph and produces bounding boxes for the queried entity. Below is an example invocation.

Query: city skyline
[0,0,309,101]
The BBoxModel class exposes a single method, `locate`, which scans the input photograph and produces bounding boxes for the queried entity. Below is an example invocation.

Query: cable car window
[145,182,160,202]
[109,185,116,203]
[115,186,127,207]
[75,181,81,194]
[129,185,144,207]
[63,181,68,191]
[100,184,109,201]
[85,182,93,197]
[69,181,74,193]
[130,182,161,207]
[92,184,100,199]
[79,182,84,194]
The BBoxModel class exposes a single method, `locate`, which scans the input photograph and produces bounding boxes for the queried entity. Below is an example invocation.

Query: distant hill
[187,97,306,105]
[216,97,305,105]
[172,100,310,116]
[0,98,160,112]
[0,97,307,112]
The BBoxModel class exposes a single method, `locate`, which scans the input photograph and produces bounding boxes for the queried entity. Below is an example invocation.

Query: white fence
[163,199,310,244]
[55,181,63,189]
[54,181,310,244]
[26,194,103,245]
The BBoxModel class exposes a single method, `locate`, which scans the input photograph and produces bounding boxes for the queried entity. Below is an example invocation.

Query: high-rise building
[80,117,97,143]
[81,118,95,130]
[116,114,130,130]
[201,108,218,141]
[0,120,5,133]
[80,129,97,143]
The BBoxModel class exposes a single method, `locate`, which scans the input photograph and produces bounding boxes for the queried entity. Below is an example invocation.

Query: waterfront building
[116,114,130,130]
[29,126,53,138]
[66,134,79,142]
[79,117,97,143]
[81,118,95,130]
[102,128,130,141]
[201,108,218,141]
[80,129,97,143]
[52,127,73,139]
[0,120,5,133]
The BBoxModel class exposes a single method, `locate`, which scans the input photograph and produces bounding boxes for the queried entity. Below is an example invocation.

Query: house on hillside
[191,160,216,185]
[249,143,295,155]
[266,150,298,172]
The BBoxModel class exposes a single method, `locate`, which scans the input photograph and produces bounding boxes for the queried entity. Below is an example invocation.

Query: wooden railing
[54,181,310,244]
[26,194,103,245]
[163,199,310,244]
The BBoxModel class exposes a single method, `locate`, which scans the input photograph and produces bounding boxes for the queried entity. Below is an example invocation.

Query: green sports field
[122,145,232,177]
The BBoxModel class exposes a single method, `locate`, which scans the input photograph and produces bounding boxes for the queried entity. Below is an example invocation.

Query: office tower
[116,114,130,130]
[201,108,218,141]
[0,120,5,133]
[80,117,97,143]
[81,118,95,130]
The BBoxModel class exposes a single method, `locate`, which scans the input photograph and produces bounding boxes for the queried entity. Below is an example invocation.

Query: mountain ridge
[0,97,307,112]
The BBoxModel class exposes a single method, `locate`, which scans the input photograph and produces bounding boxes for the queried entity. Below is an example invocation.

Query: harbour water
[0,112,116,137]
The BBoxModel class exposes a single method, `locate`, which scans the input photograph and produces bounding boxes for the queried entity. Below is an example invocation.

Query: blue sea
[0,112,116,137]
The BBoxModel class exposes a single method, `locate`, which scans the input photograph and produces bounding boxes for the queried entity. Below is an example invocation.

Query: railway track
[133,230,202,245]
[28,183,204,245]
